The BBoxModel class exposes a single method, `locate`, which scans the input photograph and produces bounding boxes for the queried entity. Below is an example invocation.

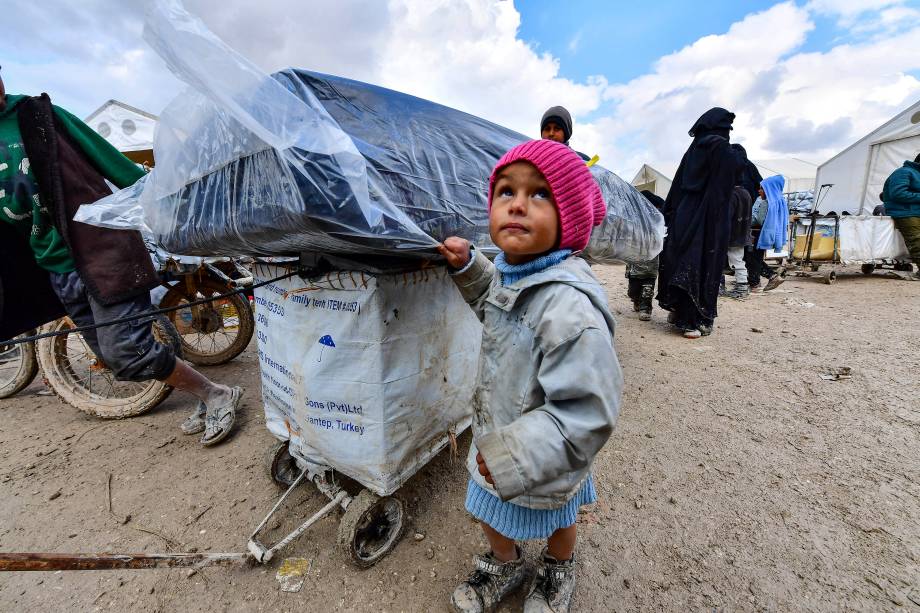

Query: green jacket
[881,161,920,219]
[0,94,145,272]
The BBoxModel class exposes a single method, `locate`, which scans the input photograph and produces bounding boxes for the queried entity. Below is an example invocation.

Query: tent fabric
[84,100,158,152]
[815,99,920,215]
[630,164,673,199]
[751,158,817,193]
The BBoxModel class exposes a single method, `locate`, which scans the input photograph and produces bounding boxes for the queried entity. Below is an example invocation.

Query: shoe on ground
[638,310,652,321]
[682,328,702,339]
[699,324,713,336]
[763,274,785,291]
[201,386,243,447]
[725,282,750,300]
[180,401,207,435]
[451,548,526,613]
[524,549,577,613]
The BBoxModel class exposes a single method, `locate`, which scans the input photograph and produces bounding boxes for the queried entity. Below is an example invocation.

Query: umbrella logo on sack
[317,335,335,362]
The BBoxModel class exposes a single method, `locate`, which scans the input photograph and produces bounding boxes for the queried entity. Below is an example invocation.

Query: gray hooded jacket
[451,250,622,509]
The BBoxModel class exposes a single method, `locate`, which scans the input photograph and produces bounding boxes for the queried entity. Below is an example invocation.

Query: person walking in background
[657,107,740,338]
[724,177,753,300]
[881,153,920,279]
[753,175,788,292]
[732,143,763,203]
[626,190,665,320]
[744,184,781,292]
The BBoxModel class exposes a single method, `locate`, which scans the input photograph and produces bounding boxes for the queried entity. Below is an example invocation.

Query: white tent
[630,164,673,199]
[84,100,158,165]
[814,99,920,215]
[752,158,818,193]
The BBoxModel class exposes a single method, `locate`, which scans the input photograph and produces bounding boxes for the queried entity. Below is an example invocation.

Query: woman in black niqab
[657,107,742,337]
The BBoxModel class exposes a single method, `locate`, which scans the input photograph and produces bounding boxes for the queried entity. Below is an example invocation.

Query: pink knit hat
[488,140,606,252]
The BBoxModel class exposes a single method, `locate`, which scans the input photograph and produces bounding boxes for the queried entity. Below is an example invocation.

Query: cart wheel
[266,440,302,487]
[861,264,876,275]
[822,270,837,285]
[338,490,405,568]
[0,334,38,399]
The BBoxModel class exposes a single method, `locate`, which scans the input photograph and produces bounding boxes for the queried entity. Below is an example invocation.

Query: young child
[438,140,622,613]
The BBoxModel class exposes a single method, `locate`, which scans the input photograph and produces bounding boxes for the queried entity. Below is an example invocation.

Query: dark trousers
[49,270,176,382]
[744,246,773,286]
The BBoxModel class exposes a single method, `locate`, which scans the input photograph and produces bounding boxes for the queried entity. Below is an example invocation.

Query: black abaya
[657,108,740,331]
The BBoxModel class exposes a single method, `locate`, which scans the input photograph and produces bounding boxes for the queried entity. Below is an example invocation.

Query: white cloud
[588,0,920,176]
[806,0,918,34]
[2,0,919,183]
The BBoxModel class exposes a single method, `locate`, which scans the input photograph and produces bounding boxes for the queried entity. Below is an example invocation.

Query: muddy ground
[0,264,917,612]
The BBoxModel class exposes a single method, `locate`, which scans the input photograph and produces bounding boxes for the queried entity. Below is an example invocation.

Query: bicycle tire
[0,334,39,399]
[36,317,179,419]
[160,279,254,366]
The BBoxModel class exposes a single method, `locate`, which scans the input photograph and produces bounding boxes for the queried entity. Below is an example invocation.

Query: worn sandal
[179,401,207,435]
[200,386,243,447]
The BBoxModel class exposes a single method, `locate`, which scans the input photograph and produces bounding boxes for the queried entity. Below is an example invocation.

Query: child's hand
[475,451,494,485]
[437,237,471,269]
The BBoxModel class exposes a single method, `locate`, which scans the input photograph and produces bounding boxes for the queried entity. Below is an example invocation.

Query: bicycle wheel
[36,317,179,419]
[0,334,39,399]
[160,279,254,366]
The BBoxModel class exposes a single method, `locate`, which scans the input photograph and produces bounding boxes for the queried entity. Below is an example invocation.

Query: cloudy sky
[2,0,919,178]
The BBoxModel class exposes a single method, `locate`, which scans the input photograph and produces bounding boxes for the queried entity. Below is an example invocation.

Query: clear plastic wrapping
[77,0,664,265]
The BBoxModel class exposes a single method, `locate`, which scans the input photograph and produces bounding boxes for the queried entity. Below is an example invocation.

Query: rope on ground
[0,268,299,347]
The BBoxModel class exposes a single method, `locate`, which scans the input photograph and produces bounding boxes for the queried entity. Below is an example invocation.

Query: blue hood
[756,175,789,251]
[761,174,785,208]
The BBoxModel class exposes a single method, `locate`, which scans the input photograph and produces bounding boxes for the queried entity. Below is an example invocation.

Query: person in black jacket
[724,181,753,299]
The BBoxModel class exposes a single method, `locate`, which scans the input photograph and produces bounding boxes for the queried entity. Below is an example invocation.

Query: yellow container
[792,220,837,261]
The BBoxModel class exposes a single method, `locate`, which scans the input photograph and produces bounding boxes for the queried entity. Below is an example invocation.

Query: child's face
[541,121,566,144]
[758,186,766,199]
[489,161,560,264]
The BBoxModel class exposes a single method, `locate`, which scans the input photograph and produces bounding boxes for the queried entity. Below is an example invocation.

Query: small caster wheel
[266,440,302,487]
[338,490,405,568]
[860,264,876,275]
[822,270,837,285]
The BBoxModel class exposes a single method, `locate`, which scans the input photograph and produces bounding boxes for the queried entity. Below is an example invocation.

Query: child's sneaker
[524,550,577,613]
[451,549,526,613]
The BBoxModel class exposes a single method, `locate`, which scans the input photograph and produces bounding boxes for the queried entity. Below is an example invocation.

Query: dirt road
[0,265,917,612]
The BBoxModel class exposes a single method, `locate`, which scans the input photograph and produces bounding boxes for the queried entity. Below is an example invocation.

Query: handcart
[782,185,912,284]
[246,260,480,567]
